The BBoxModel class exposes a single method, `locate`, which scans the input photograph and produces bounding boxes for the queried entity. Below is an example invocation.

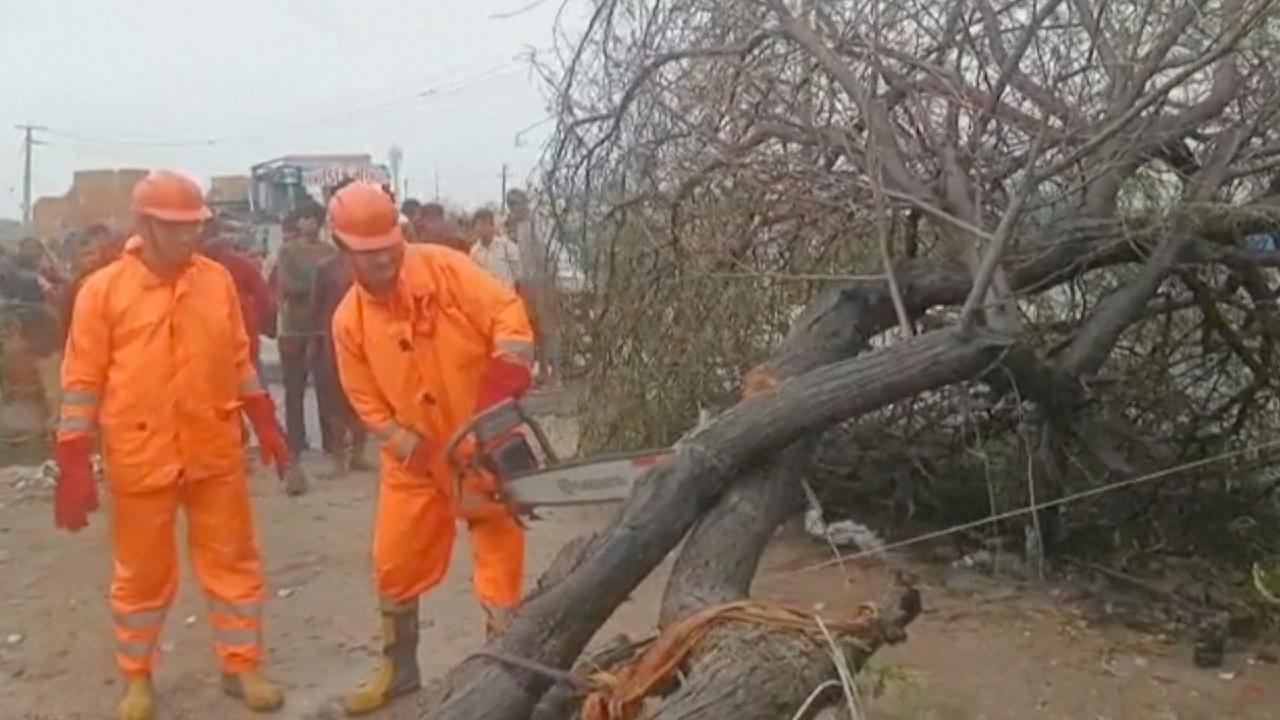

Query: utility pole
[16,124,47,226]
[500,163,508,209]
[388,145,404,202]
[433,166,440,202]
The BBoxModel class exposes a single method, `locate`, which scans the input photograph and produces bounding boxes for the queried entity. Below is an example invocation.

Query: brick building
[32,168,148,238]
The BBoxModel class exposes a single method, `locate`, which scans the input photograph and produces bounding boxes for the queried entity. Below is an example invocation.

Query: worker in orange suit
[53,170,292,720]
[328,182,534,715]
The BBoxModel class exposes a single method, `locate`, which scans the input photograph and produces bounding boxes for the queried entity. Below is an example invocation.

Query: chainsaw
[444,398,671,516]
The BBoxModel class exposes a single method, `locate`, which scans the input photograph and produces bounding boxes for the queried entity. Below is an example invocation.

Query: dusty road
[1,408,1277,719]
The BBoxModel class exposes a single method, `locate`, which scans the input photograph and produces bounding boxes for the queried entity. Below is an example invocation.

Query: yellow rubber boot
[221,669,285,713]
[117,675,155,720]
[342,602,421,716]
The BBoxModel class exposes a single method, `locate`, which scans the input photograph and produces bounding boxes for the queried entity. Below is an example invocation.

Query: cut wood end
[742,365,779,398]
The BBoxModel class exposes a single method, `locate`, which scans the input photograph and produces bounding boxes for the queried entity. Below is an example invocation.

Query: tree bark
[658,444,809,627]
[425,328,1011,720]
[646,440,924,720]
[642,586,921,720]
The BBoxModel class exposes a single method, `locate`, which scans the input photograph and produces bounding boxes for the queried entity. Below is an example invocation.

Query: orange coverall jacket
[333,244,533,605]
[332,243,533,486]
[58,236,263,491]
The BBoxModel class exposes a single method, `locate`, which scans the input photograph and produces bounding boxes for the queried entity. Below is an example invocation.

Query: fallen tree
[430,328,1009,719]
[420,0,1280,717]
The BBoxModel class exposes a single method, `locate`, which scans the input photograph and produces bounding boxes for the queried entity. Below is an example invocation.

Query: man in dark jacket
[274,202,335,456]
[309,253,368,475]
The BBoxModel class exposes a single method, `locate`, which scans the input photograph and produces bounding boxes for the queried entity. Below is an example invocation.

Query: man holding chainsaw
[327,182,534,715]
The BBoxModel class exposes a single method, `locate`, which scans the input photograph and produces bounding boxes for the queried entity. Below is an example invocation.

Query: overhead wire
[40,60,531,151]
[45,62,522,149]
[770,437,1280,577]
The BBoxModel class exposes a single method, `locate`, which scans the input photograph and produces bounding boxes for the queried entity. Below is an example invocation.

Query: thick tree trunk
[424,328,1011,720]
[646,624,839,720]
[658,445,809,627]
[642,586,921,720]
[643,440,920,720]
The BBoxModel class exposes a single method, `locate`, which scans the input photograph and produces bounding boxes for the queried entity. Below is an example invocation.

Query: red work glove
[242,393,290,479]
[475,356,533,412]
[53,436,98,532]
[467,356,534,513]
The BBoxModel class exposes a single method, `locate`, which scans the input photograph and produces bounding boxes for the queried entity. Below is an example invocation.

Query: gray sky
[0,0,577,221]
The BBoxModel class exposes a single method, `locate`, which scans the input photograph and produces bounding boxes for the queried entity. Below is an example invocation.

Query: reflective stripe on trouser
[372,464,524,607]
[207,596,264,672]
[113,606,168,676]
[110,471,266,675]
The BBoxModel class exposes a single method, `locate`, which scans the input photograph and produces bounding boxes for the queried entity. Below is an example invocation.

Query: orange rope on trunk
[579,599,880,720]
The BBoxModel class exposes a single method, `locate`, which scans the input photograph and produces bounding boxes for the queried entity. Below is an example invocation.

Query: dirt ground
[2,408,1278,720]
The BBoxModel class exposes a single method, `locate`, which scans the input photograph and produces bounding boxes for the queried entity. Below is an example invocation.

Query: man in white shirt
[468,208,521,289]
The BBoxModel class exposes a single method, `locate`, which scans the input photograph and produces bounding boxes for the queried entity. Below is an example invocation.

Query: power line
[46,63,521,149]
[41,62,527,151]
[773,437,1280,576]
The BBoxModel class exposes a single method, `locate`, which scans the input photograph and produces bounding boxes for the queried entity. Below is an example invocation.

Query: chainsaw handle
[444,398,559,503]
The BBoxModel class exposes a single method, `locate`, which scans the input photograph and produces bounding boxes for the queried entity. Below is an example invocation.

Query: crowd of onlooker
[0,229,122,444]
[0,185,561,472]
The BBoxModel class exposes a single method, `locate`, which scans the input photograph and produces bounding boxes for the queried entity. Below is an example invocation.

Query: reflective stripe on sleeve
[495,338,534,363]
[371,422,399,442]
[392,432,417,462]
[62,389,100,406]
[57,415,97,433]
[372,422,419,462]
[239,376,264,395]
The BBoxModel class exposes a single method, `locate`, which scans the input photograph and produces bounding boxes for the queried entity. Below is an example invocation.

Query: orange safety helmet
[328,182,405,251]
[131,170,212,223]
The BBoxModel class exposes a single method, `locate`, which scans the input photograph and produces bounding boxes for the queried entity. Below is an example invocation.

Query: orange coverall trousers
[110,473,265,677]
[373,474,524,609]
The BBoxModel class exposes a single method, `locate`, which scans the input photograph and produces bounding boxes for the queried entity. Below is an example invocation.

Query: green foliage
[563,205,885,451]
